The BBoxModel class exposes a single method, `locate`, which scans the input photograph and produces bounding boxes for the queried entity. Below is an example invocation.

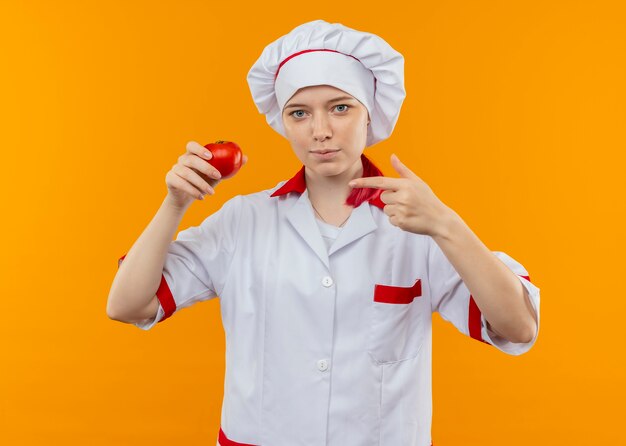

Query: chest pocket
[367,279,426,364]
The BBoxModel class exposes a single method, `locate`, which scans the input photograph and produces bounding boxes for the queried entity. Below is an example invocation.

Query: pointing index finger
[349,176,402,190]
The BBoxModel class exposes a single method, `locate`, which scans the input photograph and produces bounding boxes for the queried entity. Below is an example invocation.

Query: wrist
[431,207,464,242]
[163,194,191,215]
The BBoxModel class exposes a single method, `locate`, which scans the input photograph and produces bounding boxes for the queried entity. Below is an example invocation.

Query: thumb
[391,154,419,180]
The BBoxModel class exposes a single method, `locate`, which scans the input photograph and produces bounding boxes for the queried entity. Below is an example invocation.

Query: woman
[107,20,540,446]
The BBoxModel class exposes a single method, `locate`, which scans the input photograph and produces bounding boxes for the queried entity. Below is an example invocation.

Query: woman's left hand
[349,154,454,237]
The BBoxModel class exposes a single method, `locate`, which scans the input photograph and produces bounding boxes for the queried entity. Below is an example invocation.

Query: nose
[311,114,332,142]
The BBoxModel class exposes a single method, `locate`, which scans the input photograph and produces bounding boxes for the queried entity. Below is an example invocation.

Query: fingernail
[348,181,356,187]
[213,171,221,179]
[203,150,211,158]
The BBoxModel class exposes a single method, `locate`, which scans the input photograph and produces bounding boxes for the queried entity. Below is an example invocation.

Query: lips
[310,149,340,160]
[310,149,339,154]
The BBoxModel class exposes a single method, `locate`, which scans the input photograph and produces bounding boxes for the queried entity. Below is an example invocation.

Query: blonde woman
[108,19,540,446]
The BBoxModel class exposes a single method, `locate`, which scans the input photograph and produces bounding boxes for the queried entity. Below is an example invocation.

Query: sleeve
[117,195,243,331]
[427,237,541,356]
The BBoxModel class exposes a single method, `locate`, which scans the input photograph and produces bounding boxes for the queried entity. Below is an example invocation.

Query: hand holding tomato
[164,140,247,211]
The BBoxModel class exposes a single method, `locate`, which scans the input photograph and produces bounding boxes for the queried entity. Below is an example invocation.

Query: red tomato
[203,140,243,179]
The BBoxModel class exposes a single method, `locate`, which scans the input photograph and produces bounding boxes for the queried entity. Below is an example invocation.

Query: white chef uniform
[117,161,540,446]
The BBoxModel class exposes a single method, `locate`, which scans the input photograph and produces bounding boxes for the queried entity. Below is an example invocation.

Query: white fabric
[314,216,343,251]
[247,19,406,148]
[131,181,540,446]
[274,50,376,120]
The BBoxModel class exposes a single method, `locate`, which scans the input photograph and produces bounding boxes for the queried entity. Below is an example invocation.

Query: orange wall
[1,1,625,444]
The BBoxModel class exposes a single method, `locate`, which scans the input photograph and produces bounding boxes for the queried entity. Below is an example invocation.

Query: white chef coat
[118,166,541,446]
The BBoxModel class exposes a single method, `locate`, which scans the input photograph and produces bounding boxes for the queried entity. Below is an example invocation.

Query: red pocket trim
[374,279,422,304]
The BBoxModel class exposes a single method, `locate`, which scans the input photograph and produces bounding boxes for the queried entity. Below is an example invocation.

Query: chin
[313,162,349,177]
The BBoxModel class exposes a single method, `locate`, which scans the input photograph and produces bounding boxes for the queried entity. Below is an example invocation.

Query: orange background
[1,1,625,444]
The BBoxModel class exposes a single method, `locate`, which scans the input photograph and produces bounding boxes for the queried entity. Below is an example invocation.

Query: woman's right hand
[165,141,246,210]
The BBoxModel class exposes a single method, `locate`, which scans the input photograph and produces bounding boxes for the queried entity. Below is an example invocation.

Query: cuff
[133,304,166,331]
[118,254,177,330]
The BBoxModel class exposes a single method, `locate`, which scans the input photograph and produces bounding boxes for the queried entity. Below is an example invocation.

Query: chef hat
[247,19,406,147]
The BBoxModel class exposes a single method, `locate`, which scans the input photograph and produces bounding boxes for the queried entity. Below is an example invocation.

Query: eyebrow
[283,96,356,110]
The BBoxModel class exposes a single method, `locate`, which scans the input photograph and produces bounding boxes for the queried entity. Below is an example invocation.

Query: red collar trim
[270,166,307,197]
[368,190,385,209]
[270,165,385,210]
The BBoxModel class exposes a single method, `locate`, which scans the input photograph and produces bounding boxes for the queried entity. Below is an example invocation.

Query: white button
[322,276,334,287]
[317,359,329,372]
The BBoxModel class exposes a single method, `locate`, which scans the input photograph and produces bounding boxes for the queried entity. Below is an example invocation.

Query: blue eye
[335,104,349,112]
[291,110,306,118]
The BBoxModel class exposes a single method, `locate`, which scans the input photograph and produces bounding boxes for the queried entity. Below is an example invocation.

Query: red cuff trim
[118,254,176,323]
[156,274,176,322]
[219,428,257,446]
[374,279,422,304]
[468,295,489,344]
